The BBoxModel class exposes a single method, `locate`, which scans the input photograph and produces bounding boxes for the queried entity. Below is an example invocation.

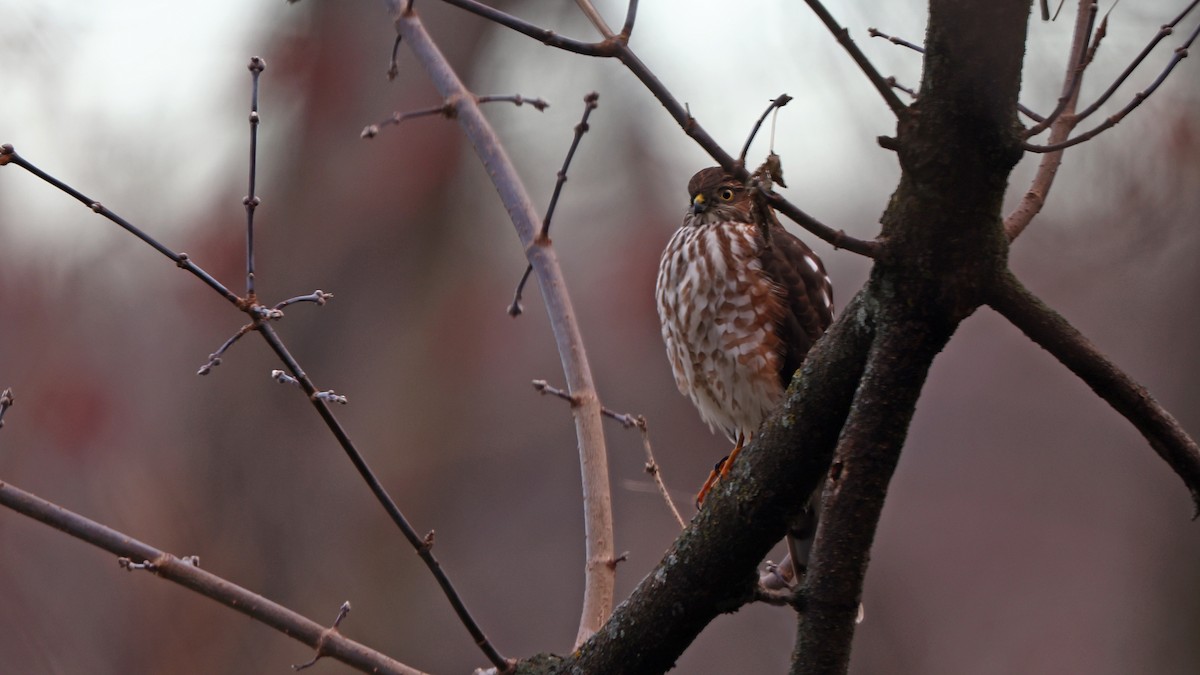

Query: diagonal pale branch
[1005,0,1091,240]
[0,479,424,675]
[988,271,1200,515]
[384,1,615,647]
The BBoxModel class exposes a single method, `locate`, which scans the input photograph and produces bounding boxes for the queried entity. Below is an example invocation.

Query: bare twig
[0,480,425,675]
[574,0,615,39]
[633,415,686,529]
[988,272,1200,515]
[737,94,792,168]
[532,381,685,528]
[1024,17,1200,152]
[388,4,614,648]
[1005,0,1092,240]
[1024,1,1098,139]
[388,33,404,80]
[870,28,1047,122]
[0,146,240,305]
[867,26,923,53]
[293,601,354,671]
[256,322,506,667]
[275,289,334,310]
[531,379,630,427]
[509,93,600,317]
[1075,0,1196,122]
[803,0,907,116]
[363,95,548,139]
[245,57,264,298]
[197,323,256,376]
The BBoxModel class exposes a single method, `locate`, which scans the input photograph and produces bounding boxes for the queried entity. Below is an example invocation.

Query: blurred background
[1,1,1198,673]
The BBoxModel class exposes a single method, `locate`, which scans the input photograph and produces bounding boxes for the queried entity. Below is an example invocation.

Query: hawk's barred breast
[655,168,833,444]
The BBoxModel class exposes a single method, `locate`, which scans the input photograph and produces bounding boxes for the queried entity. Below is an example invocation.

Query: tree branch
[5,114,510,673]
[794,317,951,674]
[803,0,907,116]
[433,0,881,259]
[559,295,876,672]
[385,1,615,647]
[1005,0,1091,240]
[1024,7,1200,152]
[988,271,1200,515]
[0,479,424,675]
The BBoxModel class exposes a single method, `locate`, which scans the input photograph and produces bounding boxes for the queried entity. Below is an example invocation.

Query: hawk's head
[685,167,753,226]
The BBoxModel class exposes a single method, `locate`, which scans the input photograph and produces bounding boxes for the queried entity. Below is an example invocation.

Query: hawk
[655,167,834,506]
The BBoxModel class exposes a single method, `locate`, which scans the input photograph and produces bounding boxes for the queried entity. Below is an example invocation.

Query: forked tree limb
[988,271,1200,515]
[795,315,952,674]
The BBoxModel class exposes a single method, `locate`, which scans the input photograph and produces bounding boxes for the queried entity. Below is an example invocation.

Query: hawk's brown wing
[758,221,834,389]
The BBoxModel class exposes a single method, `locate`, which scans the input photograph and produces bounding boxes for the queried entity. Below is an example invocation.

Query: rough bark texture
[793,3,1032,673]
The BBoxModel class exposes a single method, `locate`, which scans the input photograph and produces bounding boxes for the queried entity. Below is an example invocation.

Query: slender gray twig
[1075,0,1197,121]
[1026,16,1200,152]
[362,95,548,139]
[509,93,600,317]
[531,381,685,529]
[246,57,264,298]
[1025,0,1098,138]
[738,94,792,168]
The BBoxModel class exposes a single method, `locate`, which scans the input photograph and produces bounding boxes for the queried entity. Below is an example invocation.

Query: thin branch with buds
[1075,1,1198,122]
[532,380,686,530]
[1024,18,1200,152]
[245,57,264,298]
[509,93,600,317]
[1,65,511,672]
[0,480,425,675]
[1025,2,1200,152]
[362,94,549,139]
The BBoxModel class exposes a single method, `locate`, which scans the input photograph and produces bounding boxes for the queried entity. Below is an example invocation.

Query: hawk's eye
[718,188,735,201]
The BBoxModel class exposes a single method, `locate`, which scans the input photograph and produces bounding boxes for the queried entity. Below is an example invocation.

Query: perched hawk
[655,167,834,506]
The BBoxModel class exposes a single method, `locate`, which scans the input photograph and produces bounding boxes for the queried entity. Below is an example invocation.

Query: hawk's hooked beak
[690,193,708,215]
